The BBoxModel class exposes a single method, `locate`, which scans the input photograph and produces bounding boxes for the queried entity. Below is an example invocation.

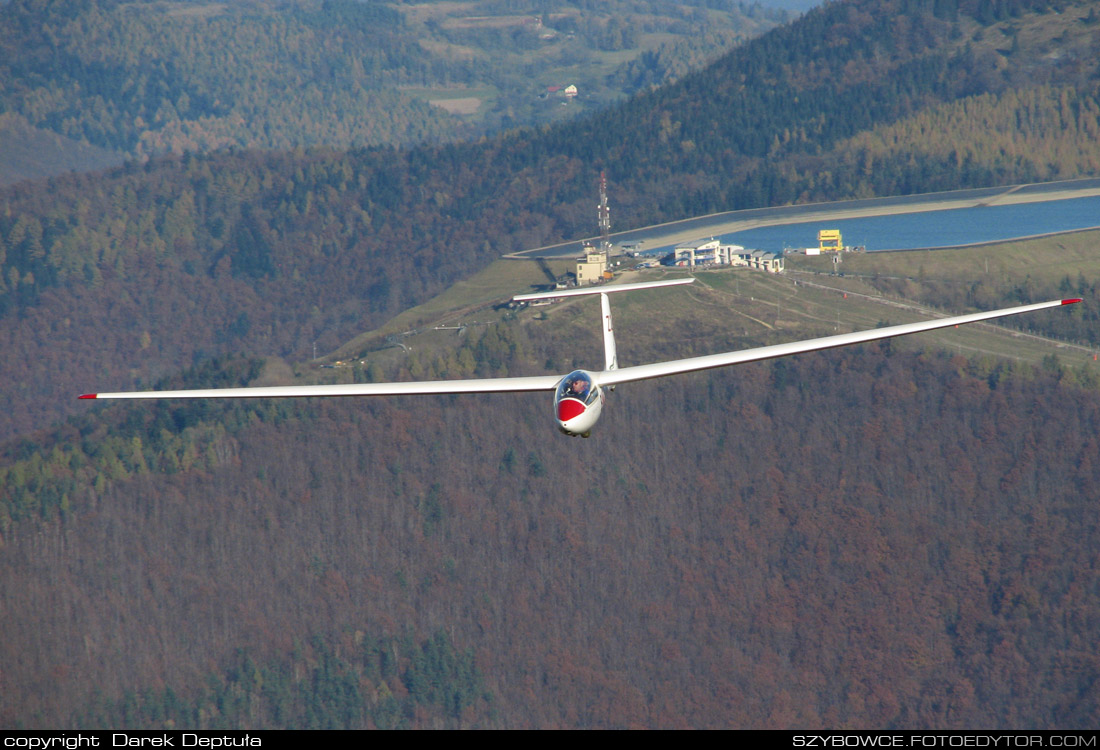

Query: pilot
[568,377,589,399]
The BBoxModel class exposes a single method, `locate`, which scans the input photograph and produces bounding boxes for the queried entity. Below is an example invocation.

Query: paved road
[507,178,1100,260]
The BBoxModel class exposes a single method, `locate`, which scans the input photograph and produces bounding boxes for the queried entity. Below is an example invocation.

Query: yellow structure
[818,229,843,253]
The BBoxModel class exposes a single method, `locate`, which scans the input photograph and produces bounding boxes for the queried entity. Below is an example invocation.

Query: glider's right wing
[598,298,1082,387]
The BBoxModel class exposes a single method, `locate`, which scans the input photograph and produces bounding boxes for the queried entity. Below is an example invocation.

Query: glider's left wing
[597,298,1081,388]
[80,375,563,401]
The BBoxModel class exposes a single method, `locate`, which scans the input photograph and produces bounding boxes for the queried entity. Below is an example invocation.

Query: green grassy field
[789,229,1100,287]
[312,230,1100,386]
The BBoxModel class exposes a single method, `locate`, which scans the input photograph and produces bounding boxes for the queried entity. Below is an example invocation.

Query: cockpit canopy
[557,370,599,406]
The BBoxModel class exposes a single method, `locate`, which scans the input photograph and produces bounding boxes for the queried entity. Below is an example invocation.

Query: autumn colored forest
[5,338,1100,728]
[4,0,1100,729]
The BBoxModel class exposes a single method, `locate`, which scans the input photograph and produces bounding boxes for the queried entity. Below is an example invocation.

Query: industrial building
[671,239,742,267]
[576,245,610,285]
[664,238,784,273]
[741,249,784,273]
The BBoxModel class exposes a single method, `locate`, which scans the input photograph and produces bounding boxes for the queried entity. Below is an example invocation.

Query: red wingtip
[1063,298,1083,305]
[78,393,98,399]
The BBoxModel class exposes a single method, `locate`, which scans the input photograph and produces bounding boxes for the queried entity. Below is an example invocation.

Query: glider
[80,278,1082,437]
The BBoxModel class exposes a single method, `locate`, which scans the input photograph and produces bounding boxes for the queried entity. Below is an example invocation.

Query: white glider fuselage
[555,370,604,437]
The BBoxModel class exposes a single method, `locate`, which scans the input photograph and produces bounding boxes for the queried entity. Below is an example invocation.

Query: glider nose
[557,398,586,423]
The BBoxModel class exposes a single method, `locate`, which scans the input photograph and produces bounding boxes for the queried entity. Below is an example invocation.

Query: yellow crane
[818,229,842,252]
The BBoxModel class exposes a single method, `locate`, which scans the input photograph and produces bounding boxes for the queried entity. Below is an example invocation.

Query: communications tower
[598,171,611,252]
[577,172,613,285]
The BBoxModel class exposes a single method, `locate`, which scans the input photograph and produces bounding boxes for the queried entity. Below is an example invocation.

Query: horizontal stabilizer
[513,277,693,302]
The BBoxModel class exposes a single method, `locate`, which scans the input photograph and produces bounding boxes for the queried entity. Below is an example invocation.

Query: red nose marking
[558,398,586,423]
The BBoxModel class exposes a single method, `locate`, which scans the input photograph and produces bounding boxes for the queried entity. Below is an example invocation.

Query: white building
[742,250,784,273]
[672,239,744,267]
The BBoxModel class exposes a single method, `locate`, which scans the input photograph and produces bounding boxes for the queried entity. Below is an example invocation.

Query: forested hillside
[4,0,1100,728]
[553,0,1100,215]
[0,0,785,184]
[0,0,455,169]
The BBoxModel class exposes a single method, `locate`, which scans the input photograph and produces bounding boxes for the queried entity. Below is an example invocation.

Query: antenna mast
[598,171,611,253]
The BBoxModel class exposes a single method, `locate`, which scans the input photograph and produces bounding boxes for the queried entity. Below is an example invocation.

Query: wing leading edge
[79,374,563,401]
[597,298,1082,388]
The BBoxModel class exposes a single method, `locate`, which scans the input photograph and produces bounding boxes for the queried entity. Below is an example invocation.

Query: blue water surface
[720,195,1100,253]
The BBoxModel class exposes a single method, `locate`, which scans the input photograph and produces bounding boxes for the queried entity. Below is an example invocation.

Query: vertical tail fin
[601,292,617,371]
[512,277,695,373]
